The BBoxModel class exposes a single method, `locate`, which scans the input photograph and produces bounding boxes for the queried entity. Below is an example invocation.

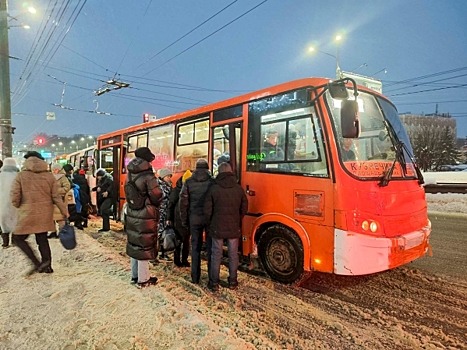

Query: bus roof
[97,76,385,141]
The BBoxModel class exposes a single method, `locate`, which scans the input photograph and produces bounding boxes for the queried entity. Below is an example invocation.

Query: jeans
[209,237,239,286]
[190,223,211,284]
[130,258,150,283]
[13,232,51,267]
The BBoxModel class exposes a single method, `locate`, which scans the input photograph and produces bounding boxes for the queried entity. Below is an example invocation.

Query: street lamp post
[308,33,344,79]
[0,1,34,159]
[0,0,12,158]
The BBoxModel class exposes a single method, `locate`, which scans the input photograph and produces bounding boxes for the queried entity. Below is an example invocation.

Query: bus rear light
[369,221,378,233]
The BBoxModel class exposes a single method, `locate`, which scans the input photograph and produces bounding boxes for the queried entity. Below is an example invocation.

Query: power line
[136,0,239,71]
[145,0,269,75]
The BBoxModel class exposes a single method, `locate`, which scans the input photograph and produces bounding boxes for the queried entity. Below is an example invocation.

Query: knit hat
[24,150,44,160]
[79,169,86,175]
[217,154,230,165]
[96,168,106,177]
[182,169,192,183]
[135,147,155,163]
[195,158,208,169]
[158,168,172,179]
[3,157,17,167]
[51,163,63,171]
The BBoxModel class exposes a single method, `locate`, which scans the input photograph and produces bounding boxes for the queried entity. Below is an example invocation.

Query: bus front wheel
[258,225,304,284]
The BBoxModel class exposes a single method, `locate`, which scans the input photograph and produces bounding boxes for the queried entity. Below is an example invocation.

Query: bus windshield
[327,90,417,179]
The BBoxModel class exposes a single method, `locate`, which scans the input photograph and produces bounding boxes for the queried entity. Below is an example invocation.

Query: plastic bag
[59,222,77,250]
[160,227,176,251]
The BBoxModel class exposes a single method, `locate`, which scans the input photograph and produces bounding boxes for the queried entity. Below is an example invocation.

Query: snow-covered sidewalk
[0,230,252,350]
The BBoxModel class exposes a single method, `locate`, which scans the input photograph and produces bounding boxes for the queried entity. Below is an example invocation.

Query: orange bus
[97,77,431,283]
[65,145,98,206]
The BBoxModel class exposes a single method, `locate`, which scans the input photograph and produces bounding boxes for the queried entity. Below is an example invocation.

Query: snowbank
[422,171,467,185]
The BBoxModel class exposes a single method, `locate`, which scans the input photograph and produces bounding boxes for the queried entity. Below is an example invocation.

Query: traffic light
[143,113,150,123]
[34,136,45,146]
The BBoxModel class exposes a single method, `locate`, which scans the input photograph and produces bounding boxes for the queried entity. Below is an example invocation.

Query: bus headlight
[361,220,379,233]
[369,221,378,233]
[362,220,369,231]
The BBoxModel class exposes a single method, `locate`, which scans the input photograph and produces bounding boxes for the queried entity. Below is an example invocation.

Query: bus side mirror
[341,100,360,138]
[329,82,349,100]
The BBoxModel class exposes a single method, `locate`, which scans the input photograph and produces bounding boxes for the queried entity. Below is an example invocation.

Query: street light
[0,1,35,159]
[308,33,345,79]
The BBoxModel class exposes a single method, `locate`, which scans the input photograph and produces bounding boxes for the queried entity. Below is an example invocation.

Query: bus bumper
[333,227,431,275]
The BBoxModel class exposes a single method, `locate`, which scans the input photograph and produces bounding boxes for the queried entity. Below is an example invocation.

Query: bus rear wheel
[258,225,304,284]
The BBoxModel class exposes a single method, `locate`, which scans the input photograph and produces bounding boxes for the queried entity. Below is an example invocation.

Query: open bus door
[98,146,122,221]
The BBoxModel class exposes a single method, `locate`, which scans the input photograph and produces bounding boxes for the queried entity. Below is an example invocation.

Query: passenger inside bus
[262,130,285,161]
[341,138,356,161]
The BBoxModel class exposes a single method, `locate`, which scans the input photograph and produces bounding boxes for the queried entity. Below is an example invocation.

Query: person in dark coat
[11,151,68,274]
[167,169,192,267]
[204,162,248,291]
[93,168,115,232]
[179,159,215,284]
[125,147,162,288]
[72,169,91,229]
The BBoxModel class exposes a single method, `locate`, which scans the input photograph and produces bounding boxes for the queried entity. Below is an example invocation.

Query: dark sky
[7,0,467,149]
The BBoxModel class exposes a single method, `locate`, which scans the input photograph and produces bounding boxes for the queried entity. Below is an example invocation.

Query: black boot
[1,232,9,248]
[47,232,58,239]
[174,247,182,267]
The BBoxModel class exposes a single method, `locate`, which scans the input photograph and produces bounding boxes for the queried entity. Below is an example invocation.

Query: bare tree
[407,124,459,171]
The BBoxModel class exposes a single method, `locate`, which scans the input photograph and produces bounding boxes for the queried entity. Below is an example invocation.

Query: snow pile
[422,171,467,185]
[426,193,467,214]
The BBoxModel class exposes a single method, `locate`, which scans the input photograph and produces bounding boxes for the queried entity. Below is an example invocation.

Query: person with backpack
[72,169,91,229]
[125,147,162,288]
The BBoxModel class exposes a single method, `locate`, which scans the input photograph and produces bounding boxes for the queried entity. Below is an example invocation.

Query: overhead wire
[135,0,239,71]
[11,0,87,107]
[144,0,269,75]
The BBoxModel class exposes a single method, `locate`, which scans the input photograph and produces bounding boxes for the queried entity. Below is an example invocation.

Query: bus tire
[258,225,304,284]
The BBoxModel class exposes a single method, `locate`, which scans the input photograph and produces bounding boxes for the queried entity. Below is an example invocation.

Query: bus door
[98,146,121,220]
[211,122,242,180]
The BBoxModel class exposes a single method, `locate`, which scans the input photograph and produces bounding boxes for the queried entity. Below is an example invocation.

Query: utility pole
[0,0,12,158]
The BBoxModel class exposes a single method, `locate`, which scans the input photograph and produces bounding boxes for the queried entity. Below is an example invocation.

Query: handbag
[59,221,77,250]
[160,227,177,251]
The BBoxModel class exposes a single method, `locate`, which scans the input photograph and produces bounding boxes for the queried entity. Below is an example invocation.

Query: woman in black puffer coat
[125,147,162,287]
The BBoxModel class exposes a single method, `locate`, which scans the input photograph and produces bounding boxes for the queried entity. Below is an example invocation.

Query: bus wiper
[379,140,424,187]
[379,140,404,187]
[379,158,397,187]
[400,141,425,185]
